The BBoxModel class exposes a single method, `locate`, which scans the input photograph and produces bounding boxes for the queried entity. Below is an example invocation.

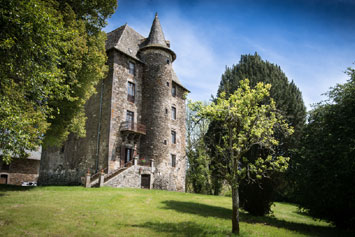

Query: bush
[239,177,274,216]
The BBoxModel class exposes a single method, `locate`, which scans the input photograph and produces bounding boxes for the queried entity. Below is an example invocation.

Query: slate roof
[106,24,145,61]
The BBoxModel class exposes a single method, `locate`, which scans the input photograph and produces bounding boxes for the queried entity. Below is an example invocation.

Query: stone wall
[0,159,40,185]
[108,50,144,171]
[104,165,154,188]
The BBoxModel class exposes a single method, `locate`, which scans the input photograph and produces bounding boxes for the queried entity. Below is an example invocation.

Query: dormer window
[128,62,135,75]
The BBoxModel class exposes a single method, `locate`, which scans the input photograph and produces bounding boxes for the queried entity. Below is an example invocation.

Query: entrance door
[0,174,8,184]
[141,174,150,189]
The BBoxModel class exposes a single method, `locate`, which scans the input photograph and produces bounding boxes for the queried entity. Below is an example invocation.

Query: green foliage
[194,79,293,186]
[239,177,274,216]
[295,68,355,229]
[186,100,213,194]
[207,53,306,213]
[191,79,293,233]
[0,0,117,162]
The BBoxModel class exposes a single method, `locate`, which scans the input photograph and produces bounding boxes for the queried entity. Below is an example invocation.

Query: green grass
[0,185,352,236]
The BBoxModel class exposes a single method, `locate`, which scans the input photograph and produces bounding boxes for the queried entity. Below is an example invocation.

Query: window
[127,82,135,103]
[128,62,135,75]
[172,84,177,97]
[166,82,169,87]
[171,130,176,144]
[171,154,176,167]
[126,111,134,129]
[165,108,168,114]
[171,106,176,120]
[163,140,167,145]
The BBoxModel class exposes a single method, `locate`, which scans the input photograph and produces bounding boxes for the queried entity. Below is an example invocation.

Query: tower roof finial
[146,13,167,47]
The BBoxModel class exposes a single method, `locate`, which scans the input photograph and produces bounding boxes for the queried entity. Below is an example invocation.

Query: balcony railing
[120,121,146,135]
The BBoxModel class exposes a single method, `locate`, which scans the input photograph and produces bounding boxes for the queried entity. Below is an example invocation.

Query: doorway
[141,174,150,189]
[0,174,8,184]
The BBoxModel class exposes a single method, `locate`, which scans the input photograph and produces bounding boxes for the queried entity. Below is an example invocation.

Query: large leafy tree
[296,68,355,229]
[207,53,306,212]
[191,79,293,234]
[0,0,117,162]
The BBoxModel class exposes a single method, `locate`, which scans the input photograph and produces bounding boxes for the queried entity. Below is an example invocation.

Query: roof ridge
[116,24,128,47]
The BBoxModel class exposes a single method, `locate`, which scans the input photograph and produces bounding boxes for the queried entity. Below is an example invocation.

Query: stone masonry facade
[39,14,188,192]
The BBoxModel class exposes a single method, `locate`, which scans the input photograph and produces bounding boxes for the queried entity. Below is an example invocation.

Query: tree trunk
[232,186,240,234]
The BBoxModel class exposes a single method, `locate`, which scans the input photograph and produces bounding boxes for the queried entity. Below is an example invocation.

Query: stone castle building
[38,14,188,192]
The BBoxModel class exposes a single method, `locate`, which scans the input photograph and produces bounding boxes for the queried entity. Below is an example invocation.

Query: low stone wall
[3,173,39,186]
[104,165,154,188]
[0,158,40,185]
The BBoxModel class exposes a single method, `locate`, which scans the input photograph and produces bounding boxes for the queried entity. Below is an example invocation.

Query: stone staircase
[85,159,154,188]
[90,166,128,187]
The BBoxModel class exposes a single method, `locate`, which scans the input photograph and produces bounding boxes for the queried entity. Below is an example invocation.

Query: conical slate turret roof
[146,13,168,47]
[139,13,176,61]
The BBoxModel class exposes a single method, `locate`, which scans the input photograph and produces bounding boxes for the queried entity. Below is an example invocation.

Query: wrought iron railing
[120,121,146,134]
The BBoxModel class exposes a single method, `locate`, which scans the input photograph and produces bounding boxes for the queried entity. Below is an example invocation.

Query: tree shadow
[130,221,229,236]
[0,184,36,192]
[161,200,353,237]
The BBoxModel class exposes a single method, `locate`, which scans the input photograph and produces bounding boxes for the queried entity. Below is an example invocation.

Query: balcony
[120,121,146,135]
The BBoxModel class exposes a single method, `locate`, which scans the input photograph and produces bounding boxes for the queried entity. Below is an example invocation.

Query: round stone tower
[138,14,181,190]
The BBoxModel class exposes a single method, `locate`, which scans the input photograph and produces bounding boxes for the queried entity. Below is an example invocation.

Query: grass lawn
[0,185,352,236]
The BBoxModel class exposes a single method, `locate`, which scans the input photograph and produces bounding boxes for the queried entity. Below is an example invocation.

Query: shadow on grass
[161,200,353,237]
[0,184,36,192]
[131,221,228,236]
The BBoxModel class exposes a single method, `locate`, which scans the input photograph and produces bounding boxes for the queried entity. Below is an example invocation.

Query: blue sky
[104,0,355,110]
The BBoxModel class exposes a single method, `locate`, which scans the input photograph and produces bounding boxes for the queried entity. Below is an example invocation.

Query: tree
[0,0,117,163]
[295,68,355,229]
[191,79,293,234]
[186,101,213,194]
[206,53,306,209]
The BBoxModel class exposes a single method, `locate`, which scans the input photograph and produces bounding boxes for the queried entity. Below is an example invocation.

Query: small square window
[172,84,177,97]
[128,62,135,75]
[171,154,176,167]
[166,82,169,87]
[171,130,176,144]
[171,106,176,120]
[164,140,167,145]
